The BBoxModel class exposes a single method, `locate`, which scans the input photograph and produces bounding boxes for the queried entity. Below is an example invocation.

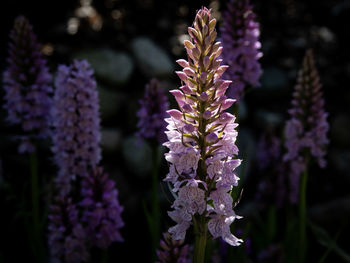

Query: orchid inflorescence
[164,7,243,246]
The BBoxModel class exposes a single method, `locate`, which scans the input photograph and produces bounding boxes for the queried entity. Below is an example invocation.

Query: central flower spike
[164,7,242,246]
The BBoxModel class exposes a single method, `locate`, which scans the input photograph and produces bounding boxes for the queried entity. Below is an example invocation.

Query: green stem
[299,159,309,263]
[30,150,42,261]
[193,217,208,263]
[30,151,39,234]
[101,249,109,263]
[151,145,160,260]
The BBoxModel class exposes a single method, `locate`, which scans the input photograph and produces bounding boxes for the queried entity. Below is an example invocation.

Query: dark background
[0,0,349,262]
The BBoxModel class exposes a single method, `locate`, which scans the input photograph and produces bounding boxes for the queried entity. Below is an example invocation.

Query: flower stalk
[30,150,39,238]
[151,145,161,258]
[299,155,309,263]
[193,216,208,263]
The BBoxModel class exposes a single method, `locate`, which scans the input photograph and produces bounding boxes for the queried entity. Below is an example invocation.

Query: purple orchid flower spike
[52,59,101,195]
[163,7,243,250]
[220,0,263,102]
[80,166,124,248]
[48,195,89,263]
[136,78,169,144]
[3,16,53,153]
[283,49,329,203]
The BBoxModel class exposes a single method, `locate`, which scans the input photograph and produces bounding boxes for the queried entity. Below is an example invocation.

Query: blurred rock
[158,79,177,92]
[98,86,126,120]
[261,39,276,55]
[287,37,307,48]
[310,195,350,225]
[131,37,174,77]
[74,48,134,86]
[331,114,350,148]
[101,129,122,153]
[332,1,350,16]
[255,110,284,128]
[330,150,350,174]
[237,100,248,120]
[261,67,288,91]
[121,136,152,176]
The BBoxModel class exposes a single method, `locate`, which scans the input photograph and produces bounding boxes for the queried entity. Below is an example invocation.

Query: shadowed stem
[194,216,208,263]
[30,151,39,232]
[151,144,161,260]
[30,150,42,261]
[299,157,309,263]
[101,249,108,263]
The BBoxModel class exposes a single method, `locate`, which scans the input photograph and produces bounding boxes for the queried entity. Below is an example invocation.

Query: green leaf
[309,221,350,262]
[142,201,154,234]
[266,206,277,242]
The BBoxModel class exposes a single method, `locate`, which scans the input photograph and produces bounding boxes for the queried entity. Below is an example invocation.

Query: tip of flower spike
[13,16,33,33]
[199,6,211,16]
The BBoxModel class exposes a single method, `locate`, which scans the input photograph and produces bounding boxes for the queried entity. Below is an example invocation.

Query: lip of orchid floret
[2,16,53,153]
[283,49,329,204]
[163,7,243,246]
[220,0,263,102]
[136,78,169,144]
[80,166,124,249]
[51,59,101,195]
